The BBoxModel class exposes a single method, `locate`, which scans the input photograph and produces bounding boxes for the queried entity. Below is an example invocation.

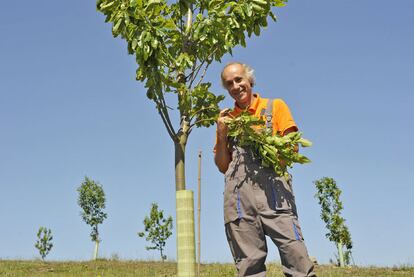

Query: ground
[0,260,413,276]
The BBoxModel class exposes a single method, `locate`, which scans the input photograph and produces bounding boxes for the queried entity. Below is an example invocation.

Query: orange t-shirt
[214,93,298,151]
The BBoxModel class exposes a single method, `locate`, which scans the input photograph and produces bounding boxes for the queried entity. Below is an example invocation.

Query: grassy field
[1,260,413,277]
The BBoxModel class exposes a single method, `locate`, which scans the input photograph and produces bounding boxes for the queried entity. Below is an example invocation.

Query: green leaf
[151,38,159,49]
[146,0,163,10]
[99,1,115,10]
[112,19,122,34]
[252,3,264,13]
[253,24,260,36]
[269,11,277,21]
[163,18,176,30]
[298,138,312,147]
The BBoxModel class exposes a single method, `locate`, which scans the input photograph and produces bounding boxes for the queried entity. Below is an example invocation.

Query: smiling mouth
[233,89,245,97]
[237,91,246,99]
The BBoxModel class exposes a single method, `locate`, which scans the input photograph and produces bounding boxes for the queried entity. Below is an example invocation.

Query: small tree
[35,227,53,261]
[77,176,107,260]
[138,203,173,262]
[314,177,353,267]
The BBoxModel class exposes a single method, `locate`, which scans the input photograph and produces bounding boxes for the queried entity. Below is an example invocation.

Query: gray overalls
[223,101,316,277]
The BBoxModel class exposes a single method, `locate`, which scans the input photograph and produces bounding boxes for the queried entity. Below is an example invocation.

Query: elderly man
[215,62,316,277]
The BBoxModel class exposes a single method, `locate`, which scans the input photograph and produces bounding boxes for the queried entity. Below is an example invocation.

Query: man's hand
[217,108,231,139]
[215,108,233,174]
[279,126,300,168]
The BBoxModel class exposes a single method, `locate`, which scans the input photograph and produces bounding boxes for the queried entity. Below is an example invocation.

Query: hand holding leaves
[224,112,312,177]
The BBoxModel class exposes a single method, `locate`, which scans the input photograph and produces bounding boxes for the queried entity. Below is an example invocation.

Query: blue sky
[1,0,413,266]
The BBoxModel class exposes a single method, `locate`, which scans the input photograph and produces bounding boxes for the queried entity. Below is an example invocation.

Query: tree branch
[189,105,216,121]
[188,60,205,88]
[158,108,177,141]
[154,95,177,142]
[194,61,211,88]
[189,117,215,130]
[188,47,219,89]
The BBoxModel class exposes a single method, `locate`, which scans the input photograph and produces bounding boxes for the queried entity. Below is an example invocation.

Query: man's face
[222,64,253,109]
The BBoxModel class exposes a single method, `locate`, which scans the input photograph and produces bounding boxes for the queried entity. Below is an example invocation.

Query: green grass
[0,260,413,276]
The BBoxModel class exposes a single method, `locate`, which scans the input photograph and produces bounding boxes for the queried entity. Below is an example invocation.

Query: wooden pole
[197,150,202,277]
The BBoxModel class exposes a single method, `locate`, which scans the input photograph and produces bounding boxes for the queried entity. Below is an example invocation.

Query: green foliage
[314,177,353,266]
[35,227,53,261]
[77,176,107,243]
[96,0,288,142]
[138,203,173,262]
[225,112,312,177]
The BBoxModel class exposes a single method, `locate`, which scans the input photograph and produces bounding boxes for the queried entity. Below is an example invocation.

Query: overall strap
[260,99,274,133]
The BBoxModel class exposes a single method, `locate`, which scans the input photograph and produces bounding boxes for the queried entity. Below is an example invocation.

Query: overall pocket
[223,176,245,224]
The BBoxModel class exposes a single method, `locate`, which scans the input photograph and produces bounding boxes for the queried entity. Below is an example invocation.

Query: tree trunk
[337,241,344,267]
[93,240,99,260]
[175,124,196,276]
[175,137,187,191]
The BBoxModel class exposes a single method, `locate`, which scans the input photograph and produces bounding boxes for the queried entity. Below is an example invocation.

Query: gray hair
[221,62,256,88]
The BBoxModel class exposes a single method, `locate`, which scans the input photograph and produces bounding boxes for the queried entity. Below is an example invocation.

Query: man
[215,62,316,277]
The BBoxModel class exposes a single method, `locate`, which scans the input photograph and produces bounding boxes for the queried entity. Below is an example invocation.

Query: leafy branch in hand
[225,112,312,177]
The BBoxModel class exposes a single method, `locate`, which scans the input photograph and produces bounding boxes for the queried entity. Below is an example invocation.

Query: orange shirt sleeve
[272,99,298,135]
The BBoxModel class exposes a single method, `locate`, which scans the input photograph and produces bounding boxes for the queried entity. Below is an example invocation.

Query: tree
[314,177,353,267]
[35,227,53,261]
[96,0,288,274]
[138,203,173,262]
[77,176,107,260]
